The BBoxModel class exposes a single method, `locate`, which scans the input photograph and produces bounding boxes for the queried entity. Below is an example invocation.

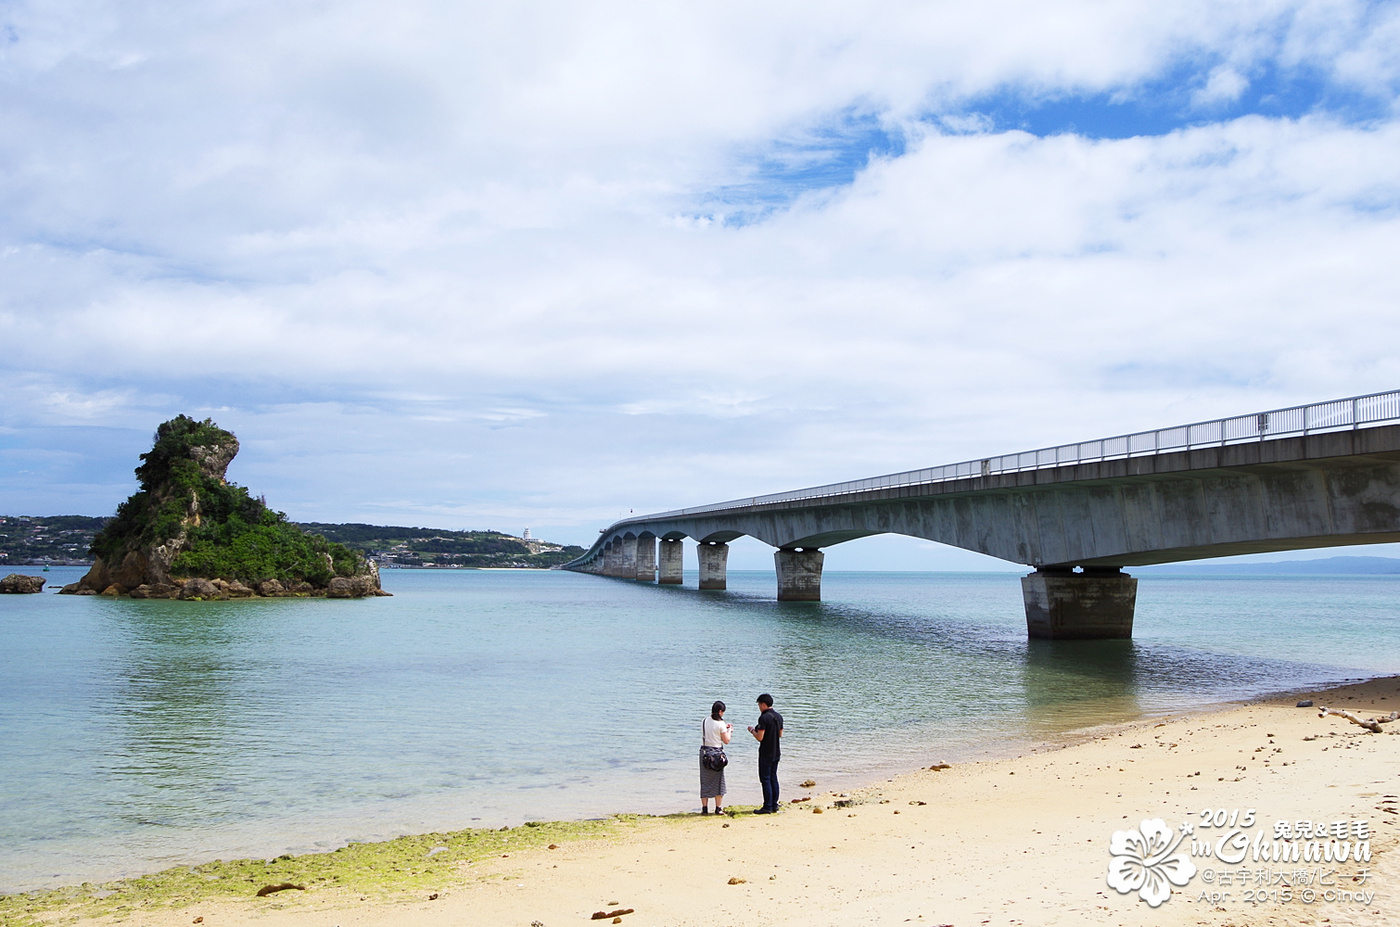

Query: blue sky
[3,0,1400,570]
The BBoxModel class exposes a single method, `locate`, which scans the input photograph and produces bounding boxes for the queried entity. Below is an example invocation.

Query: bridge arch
[697,529,746,544]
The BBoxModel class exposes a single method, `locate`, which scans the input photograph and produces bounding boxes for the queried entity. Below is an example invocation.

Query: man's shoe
[753,808,771,815]
[701,807,709,815]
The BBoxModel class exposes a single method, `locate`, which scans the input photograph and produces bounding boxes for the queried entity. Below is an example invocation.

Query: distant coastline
[0,516,585,571]
[4,514,1397,575]
[1138,554,1400,575]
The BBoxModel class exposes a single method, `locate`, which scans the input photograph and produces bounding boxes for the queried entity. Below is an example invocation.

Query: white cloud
[2,0,1399,563]
[1193,65,1251,108]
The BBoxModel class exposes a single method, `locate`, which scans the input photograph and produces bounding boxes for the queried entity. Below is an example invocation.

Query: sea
[2,565,1398,893]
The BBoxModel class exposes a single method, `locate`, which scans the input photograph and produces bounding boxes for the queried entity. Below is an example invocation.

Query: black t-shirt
[756,708,783,760]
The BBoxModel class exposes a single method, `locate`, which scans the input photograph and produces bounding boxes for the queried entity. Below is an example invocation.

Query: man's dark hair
[757,693,773,708]
[711,700,726,720]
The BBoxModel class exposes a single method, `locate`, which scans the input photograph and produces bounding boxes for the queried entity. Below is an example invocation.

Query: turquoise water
[2,566,1398,892]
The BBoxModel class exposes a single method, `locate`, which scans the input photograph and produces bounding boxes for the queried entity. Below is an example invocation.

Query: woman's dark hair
[711,700,726,720]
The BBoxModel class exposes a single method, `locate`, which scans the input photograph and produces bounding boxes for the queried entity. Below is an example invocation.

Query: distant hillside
[294,523,585,569]
[1,515,583,570]
[1140,555,1400,575]
[0,515,107,566]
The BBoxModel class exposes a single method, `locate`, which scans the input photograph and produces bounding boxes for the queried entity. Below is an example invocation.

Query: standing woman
[700,700,732,815]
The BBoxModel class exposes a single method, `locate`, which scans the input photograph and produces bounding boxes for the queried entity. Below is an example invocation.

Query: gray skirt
[699,747,727,799]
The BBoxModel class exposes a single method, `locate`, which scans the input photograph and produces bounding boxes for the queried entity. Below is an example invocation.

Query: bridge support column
[635,537,657,581]
[658,539,684,584]
[603,543,620,576]
[1021,567,1136,640]
[619,537,638,578]
[775,549,823,602]
[697,542,728,590]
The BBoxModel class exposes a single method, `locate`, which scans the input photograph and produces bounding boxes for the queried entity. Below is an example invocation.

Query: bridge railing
[632,389,1400,522]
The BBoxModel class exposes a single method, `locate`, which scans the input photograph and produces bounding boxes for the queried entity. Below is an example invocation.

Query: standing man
[747,693,784,814]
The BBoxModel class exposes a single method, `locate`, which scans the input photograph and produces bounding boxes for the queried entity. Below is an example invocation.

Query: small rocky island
[1,573,46,594]
[62,415,388,600]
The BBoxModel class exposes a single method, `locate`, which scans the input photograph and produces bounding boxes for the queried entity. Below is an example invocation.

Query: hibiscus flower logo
[1106,819,1197,907]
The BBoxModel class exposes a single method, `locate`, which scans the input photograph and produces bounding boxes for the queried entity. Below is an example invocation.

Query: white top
[702,717,730,748]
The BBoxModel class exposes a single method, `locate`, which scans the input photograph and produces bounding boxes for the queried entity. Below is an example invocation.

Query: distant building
[521,527,551,553]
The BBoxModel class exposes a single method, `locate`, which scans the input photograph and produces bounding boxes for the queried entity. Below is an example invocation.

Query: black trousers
[758,755,780,810]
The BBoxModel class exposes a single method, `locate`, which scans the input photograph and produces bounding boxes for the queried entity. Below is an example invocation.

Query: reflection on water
[1018,639,1148,732]
[105,603,250,829]
[1,567,1396,891]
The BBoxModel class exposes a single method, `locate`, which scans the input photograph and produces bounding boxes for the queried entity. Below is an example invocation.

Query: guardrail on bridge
[637,389,1400,519]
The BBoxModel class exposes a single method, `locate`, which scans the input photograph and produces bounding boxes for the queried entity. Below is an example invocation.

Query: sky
[3,0,1400,570]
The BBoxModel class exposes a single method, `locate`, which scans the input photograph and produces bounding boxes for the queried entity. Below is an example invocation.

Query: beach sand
[24,677,1400,927]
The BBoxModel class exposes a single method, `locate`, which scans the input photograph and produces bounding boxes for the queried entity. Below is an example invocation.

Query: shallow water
[2,566,1397,891]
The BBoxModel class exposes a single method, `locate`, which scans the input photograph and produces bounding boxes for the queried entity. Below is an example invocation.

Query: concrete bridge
[563,391,1400,639]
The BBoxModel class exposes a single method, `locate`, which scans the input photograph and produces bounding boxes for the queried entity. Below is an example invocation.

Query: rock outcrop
[60,415,388,600]
[0,573,45,594]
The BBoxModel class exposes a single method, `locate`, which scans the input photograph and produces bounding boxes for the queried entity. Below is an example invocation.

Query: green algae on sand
[0,816,637,926]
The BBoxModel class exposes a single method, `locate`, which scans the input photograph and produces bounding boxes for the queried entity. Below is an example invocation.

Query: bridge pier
[775,548,823,602]
[697,542,728,590]
[1021,567,1136,640]
[619,536,638,578]
[635,536,657,581]
[602,542,620,576]
[658,539,684,584]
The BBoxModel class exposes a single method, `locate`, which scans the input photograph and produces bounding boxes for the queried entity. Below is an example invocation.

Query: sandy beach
[11,677,1399,927]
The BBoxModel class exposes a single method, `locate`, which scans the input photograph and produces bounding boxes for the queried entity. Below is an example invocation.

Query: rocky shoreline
[59,562,390,600]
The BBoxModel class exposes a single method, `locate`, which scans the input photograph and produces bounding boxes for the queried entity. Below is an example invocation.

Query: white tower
[522,527,532,540]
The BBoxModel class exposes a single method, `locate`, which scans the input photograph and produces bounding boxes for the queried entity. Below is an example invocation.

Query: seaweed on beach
[0,817,637,925]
